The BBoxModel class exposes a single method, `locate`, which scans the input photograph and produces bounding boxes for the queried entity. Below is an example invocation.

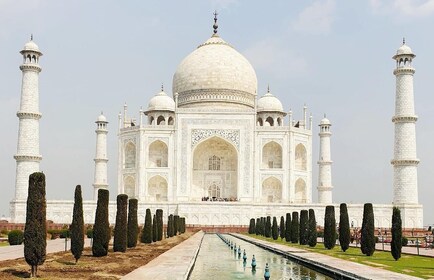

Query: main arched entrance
[192,136,238,201]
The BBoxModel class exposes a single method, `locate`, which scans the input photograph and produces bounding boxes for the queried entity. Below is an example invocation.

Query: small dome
[22,40,41,53]
[257,91,283,112]
[148,90,175,111]
[394,43,415,58]
[320,117,331,125]
[97,113,107,122]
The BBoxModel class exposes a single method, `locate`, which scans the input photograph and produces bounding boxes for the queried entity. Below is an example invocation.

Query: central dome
[172,34,257,108]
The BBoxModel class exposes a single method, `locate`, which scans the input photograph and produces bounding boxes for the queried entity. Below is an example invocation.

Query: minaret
[317,115,333,204]
[14,37,43,201]
[392,39,419,205]
[93,113,109,200]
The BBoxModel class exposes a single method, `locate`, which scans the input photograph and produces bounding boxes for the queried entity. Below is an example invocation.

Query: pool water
[188,234,332,280]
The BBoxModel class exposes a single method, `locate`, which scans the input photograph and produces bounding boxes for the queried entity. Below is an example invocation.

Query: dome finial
[161,83,164,92]
[213,10,219,35]
[403,37,405,45]
[30,34,33,41]
[267,84,270,93]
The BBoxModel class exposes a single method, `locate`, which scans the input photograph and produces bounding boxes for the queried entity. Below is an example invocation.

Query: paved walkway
[122,231,204,280]
[233,233,422,280]
[0,238,92,261]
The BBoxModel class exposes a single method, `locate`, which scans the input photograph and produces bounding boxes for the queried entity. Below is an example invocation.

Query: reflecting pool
[189,234,332,279]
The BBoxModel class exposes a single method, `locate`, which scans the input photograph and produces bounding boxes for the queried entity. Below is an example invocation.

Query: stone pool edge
[121,230,205,280]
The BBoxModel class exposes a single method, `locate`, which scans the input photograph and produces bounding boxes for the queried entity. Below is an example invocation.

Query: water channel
[189,234,333,280]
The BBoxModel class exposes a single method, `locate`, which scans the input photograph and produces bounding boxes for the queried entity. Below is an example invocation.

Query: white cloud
[292,0,336,35]
[243,39,308,79]
[370,0,434,17]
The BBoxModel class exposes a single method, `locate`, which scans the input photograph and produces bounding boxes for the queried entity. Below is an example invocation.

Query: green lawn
[0,242,9,247]
[245,234,434,279]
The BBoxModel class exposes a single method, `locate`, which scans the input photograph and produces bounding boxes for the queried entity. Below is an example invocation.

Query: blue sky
[1,0,433,225]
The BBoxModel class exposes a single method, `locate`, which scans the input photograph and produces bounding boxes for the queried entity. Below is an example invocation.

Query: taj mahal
[9,16,423,228]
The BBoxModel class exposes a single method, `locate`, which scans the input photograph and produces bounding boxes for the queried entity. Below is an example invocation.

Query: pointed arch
[168,116,174,125]
[262,141,282,168]
[157,115,165,125]
[295,143,307,171]
[124,141,136,168]
[149,116,155,125]
[124,175,135,198]
[148,175,168,201]
[265,116,274,126]
[261,176,282,202]
[257,117,263,126]
[148,140,168,167]
[294,178,306,203]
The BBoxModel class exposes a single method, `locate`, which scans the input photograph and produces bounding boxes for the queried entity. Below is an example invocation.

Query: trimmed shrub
[308,209,317,247]
[291,212,299,243]
[299,210,309,245]
[401,237,408,246]
[265,216,272,238]
[24,172,47,277]
[141,209,153,243]
[127,199,138,248]
[71,185,84,262]
[174,215,179,236]
[8,230,24,245]
[86,229,93,239]
[249,218,256,234]
[324,205,336,249]
[255,218,260,235]
[339,203,350,252]
[113,194,128,252]
[279,216,285,240]
[361,203,375,256]
[391,207,402,260]
[152,214,157,242]
[92,189,110,257]
[285,213,291,242]
[179,217,186,233]
[272,217,278,240]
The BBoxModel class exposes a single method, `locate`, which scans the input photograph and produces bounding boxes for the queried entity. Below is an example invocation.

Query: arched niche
[148,140,168,167]
[261,176,282,202]
[262,141,282,169]
[124,142,136,168]
[295,143,307,171]
[148,175,168,201]
[294,178,306,203]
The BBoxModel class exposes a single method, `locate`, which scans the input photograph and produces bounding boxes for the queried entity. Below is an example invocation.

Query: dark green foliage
[24,172,47,277]
[71,185,84,262]
[255,218,260,235]
[324,205,336,249]
[401,237,408,246]
[308,209,317,247]
[272,217,278,240]
[141,209,153,243]
[299,210,309,245]
[113,194,128,252]
[92,189,110,257]
[156,209,163,241]
[261,217,266,236]
[168,214,174,238]
[285,213,291,242]
[179,217,186,233]
[249,218,256,234]
[127,199,138,248]
[86,229,93,238]
[361,203,375,256]
[291,212,299,243]
[8,230,24,245]
[279,216,285,240]
[265,216,271,238]
[391,207,402,260]
[338,203,350,252]
[152,214,158,242]
[174,215,179,236]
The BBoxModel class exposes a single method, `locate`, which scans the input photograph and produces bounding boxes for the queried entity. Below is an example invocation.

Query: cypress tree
[339,203,350,252]
[361,203,375,256]
[174,215,180,236]
[180,217,186,233]
[291,212,299,243]
[324,205,336,249]
[127,199,138,248]
[279,216,285,240]
[152,214,157,242]
[272,217,278,240]
[249,218,256,234]
[113,194,128,252]
[255,218,260,235]
[299,210,309,245]
[92,189,110,257]
[391,207,402,260]
[141,208,153,243]
[261,217,266,236]
[156,209,163,241]
[285,213,292,242]
[70,185,84,263]
[308,209,317,247]
[168,214,174,237]
[24,172,47,278]
[265,216,272,238]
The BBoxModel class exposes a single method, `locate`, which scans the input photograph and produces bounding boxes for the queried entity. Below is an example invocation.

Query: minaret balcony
[392,115,418,123]
[19,64,42,72]
[14,155,42,162]
[393,68,415,75]
[16,111,42,120]
[391,159,420,166]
